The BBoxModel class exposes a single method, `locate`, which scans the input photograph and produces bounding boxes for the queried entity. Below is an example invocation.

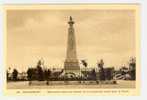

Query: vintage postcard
[3,4,140,95]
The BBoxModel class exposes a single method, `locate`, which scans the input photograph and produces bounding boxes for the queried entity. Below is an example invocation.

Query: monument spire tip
[70,16,72,21]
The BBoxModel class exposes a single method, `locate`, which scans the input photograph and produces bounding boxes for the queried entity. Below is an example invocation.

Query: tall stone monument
[64,16,80,75]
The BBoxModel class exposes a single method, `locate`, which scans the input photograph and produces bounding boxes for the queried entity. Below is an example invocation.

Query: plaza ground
[7,80,135,89]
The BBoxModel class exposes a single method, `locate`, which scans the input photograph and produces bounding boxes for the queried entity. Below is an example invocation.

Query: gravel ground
[7,80,135,89]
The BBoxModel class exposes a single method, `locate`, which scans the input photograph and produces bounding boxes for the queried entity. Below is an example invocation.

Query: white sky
[6,9,136,72]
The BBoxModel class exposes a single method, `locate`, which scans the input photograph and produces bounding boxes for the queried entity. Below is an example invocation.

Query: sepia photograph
[4,4,140,95]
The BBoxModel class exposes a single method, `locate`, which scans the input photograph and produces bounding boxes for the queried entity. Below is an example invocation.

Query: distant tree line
[7,68,18,81]
[7,57,136,82]
[114,57,136,80]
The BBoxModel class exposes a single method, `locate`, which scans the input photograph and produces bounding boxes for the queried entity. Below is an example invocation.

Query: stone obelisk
[64,16,80,75]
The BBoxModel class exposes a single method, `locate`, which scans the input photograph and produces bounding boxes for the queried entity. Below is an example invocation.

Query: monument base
[64,59,80,78]
[64,59,80,69]
[64,70,80,77]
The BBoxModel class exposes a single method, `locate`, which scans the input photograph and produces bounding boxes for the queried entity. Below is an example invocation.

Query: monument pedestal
[64,59,80,76]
